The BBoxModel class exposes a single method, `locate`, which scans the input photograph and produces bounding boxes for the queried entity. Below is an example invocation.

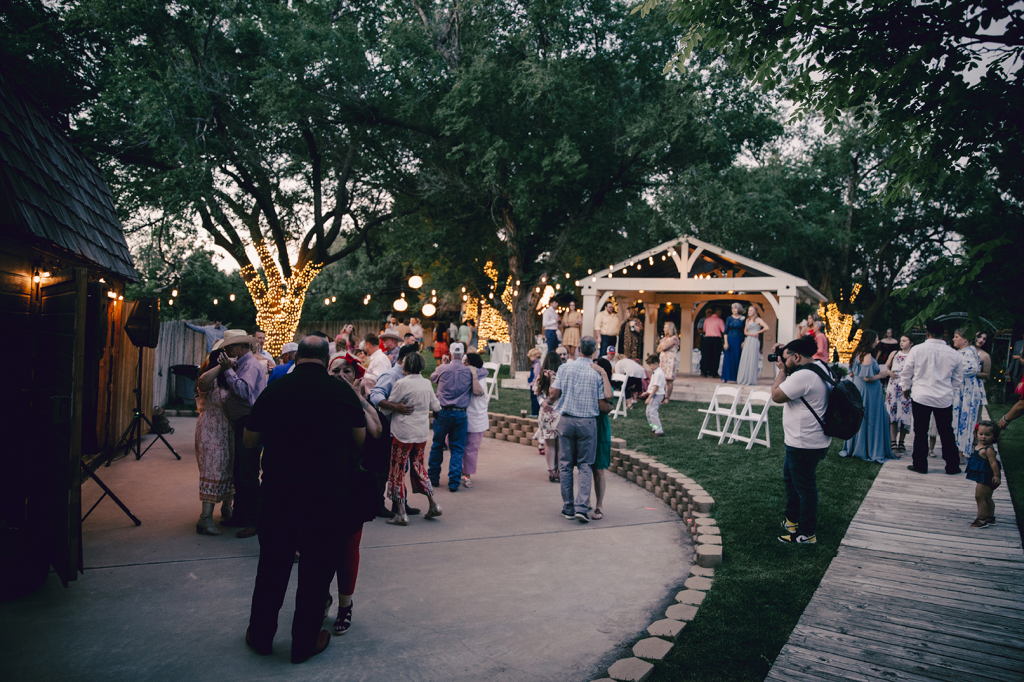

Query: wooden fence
[92,299,154,451]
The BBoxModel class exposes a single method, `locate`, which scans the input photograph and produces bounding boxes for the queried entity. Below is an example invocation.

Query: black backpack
[795,362,864,440]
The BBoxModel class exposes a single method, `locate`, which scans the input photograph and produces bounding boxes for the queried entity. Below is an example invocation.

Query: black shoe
[406,506,422,516]
[246,627,272,656]
[291,629,330,664]
[376,508,395,519]
[561,509,576,520]
[430,480,440,488]
[906,465,927,474]
[945,468,963,475]
[448,486,459,493]
[575,511,589,523]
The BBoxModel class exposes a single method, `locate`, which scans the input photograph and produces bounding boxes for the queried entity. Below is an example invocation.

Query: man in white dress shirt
[542,302,560,353]
[901,319,965,475]
[363,333,393,384]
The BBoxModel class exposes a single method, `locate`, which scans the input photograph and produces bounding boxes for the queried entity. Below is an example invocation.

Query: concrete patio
[0,417,692,682]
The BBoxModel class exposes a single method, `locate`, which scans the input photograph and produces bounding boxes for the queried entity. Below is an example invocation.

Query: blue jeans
[545,330,559,353]
[600,334,617,357]
[429,409,468,490]
[783,445,829,536]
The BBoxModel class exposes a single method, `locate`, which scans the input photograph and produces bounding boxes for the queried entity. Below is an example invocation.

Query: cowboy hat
[380,330,403,342]
[220,329,259,348]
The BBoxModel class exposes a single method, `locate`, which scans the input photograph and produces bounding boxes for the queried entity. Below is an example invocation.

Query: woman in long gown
[952,328,985,460]
[839,330,897,463]
[621,311,643,360]
[736,305,767,386]
[561,301,582,359]
[884,335,914,453]
[721,302,745,383]
[194,348,235,535]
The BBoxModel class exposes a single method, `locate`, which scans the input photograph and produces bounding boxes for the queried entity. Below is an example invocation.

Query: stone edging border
[482,412,721,682]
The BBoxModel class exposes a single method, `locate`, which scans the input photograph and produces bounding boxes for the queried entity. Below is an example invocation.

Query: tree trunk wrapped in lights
[818,284,863,363]
[241,242,322,356]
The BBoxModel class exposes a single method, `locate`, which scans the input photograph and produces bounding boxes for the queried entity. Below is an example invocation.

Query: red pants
[386,437,433,502]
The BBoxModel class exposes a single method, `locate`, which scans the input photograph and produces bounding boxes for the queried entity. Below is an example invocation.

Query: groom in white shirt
[901,319,964,475]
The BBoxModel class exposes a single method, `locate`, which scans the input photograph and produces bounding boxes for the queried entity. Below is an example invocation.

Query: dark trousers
[701,336,724,377]
[545,329,559,353]
[232,416,262,526]
[600,334,617,356]
[783,445,829,536]
[911,401,958,473]
[248,500,336,659]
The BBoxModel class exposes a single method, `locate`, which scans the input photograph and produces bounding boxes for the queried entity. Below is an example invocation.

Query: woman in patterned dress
[952,328,985,460]
[561,301,582,359]
[657,321,680,400]
[194,348,235,535]
[839,330,897,463]
[885,334,914,453]
[622,311,644,360]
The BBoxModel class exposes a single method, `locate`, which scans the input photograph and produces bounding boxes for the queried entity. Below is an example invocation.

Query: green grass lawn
[485,383,882,682]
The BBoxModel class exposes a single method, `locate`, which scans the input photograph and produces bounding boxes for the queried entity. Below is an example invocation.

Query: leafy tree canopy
[633,0,1024,199]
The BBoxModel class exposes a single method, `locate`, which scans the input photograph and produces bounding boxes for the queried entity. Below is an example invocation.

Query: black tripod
[107,345,181,464]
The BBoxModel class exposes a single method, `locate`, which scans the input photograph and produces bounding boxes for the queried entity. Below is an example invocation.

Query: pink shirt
[813,332,830,362]
[703,315,725,338]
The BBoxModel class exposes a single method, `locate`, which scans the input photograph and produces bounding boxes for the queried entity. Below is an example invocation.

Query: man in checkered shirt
[548,335,606,523]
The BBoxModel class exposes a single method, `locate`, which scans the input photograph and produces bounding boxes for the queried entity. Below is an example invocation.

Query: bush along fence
[471,411,722,682]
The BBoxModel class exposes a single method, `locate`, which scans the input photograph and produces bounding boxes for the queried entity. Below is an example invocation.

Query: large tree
[380,0,782,371]
[70,0,414,352]
[633,0,1024,199]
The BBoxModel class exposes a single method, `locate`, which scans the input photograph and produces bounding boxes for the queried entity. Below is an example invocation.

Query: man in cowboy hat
[380,329,404,366]
[218,329,267,538]
[268,342,299,384]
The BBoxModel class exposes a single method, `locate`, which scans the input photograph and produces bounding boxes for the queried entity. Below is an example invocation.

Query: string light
[409,275,423,289]
[168,298,174,306]
[588,269,592,274]
[422,303,436,317]
[325,297,331,305]
[172,289,178,297]
[565,273,570,278]
[33,272,40,283]
[331,296,336,302]
[41,271,51,278]
[394,298,408,311]
[230,293,236,301]
[213,298,218,305]
[107,290,117,299]
[240,240,322,355]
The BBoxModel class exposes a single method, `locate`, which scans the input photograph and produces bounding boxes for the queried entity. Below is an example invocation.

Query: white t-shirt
[648,367,666,395]
[777,361,832,450]
[387,374,441,444]
[366,348,392,381]
[542,306,559,331]
[466,367,490,433]
[614,358,647,379]
[410,323,424,340]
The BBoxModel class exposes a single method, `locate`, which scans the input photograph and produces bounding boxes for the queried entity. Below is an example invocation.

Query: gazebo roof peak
[589,236,795,282]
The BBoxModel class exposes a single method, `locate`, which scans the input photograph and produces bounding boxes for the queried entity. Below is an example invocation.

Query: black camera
[767,352,780,363]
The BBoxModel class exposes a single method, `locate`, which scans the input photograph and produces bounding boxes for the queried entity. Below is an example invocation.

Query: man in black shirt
[242,336,367,663]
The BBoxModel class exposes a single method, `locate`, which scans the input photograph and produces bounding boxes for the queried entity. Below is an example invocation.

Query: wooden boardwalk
[766,448,1024,681]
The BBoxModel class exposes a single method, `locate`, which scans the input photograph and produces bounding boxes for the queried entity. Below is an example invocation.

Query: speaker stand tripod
[106,345,181,465]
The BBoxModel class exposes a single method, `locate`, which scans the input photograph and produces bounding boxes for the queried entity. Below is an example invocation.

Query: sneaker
[561,509,576,520]
[575,511,589,524]
[778,533,816,544]
[781,518,798,534]
[970,518,991,528]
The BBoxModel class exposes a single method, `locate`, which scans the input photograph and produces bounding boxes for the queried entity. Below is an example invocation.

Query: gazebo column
[581,291,598,343]
[644,304,658,358]
[679,304,693,374]
[777,293,798,345]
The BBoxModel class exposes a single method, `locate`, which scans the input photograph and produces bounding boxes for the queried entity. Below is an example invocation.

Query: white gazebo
[579,237,826,378]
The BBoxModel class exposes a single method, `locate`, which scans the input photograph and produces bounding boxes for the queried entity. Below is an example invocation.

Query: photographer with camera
[769,336,833,545]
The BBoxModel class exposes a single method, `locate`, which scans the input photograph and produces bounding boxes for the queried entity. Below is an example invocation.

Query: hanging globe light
[408,275,423,289]
[394,298,408,311]
[422,302,436,317]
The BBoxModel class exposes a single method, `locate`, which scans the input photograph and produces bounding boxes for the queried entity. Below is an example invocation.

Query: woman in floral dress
[884,334,914,453]
[952,328,985,460]
[657,321,680,400]
[194,348,234,535]
[535,351,564,482]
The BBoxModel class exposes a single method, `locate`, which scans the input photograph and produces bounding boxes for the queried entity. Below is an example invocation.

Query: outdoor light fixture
[332,296,336,302]
[107,290,117,299]
[325,298,330,305]
[33,272,40,283]
[422,303,436,317]
[41,271,51,278]
[213,298,218,305]
[394,298,408,311]
[168,299,174,306]
[172,289,178,297]
[408,275,423,289]
[230,293,236,301]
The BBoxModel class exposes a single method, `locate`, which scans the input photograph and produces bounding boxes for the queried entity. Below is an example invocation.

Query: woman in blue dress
[839,330,896,463]
[721,302,746,383]
[737,305,768,386]
[952,328,985,460]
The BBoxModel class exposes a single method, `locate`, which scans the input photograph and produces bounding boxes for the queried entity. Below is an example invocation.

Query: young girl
[966,421,1001,528]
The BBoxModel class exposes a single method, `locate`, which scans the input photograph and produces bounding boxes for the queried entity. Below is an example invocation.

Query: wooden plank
[813,581,1024,622]
[839,538,1024,568]
[840,529,1023,557]
[773,644,944,682]
[826,558,1024,598]
[829,546,1024,582]
[789,624,1023,682]
[825,572,1024,610]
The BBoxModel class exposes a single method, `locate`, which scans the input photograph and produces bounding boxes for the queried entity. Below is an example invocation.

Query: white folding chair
[483,361,500,401]
[697,385,741,444]
[610,372,629,420]
[727,390,772,450]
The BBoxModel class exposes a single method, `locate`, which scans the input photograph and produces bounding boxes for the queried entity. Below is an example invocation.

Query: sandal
[332,602,353,636]
[548,469,558,483]
[462,476,473,488]
[386,514,408,526]
[592,508,603,520]
[424,504,443,520]
[970,517,991,528]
